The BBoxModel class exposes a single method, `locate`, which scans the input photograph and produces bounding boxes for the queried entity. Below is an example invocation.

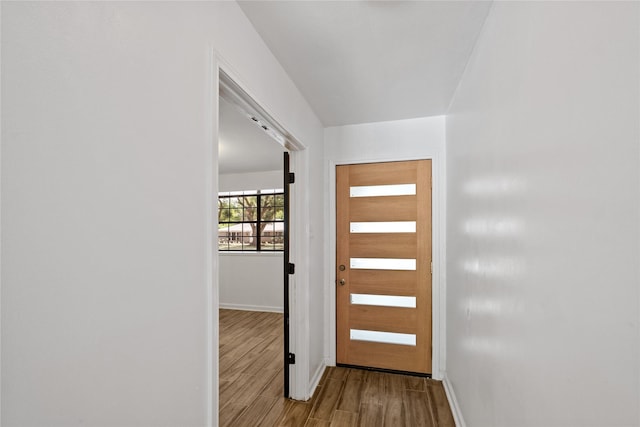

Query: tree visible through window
[218,189,284,251]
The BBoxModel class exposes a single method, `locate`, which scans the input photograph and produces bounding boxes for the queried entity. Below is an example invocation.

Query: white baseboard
[443,373,466,427]
[219,303,283,313]
[307,359,328,401]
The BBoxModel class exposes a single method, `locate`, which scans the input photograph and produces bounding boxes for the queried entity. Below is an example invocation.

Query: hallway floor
[219,309,455,426]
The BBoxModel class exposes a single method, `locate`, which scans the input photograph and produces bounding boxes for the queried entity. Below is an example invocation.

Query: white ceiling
[238,1,492,126]
[218,96,284,174]
[222,1,491,172]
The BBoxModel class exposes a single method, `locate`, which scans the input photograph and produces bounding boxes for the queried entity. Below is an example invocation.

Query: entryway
[336,160,432,375]
[216,67,306,421]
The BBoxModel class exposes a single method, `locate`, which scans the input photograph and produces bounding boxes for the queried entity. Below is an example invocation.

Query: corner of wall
[443,373,466,427]
[307,358,327,401]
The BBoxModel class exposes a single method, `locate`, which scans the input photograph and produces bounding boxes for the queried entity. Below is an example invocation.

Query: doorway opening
[216,69,304,423]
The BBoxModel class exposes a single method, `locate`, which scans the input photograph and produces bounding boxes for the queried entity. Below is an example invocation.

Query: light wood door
[336,160,432,374]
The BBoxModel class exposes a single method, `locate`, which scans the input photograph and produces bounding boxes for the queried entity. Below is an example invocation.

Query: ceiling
[238,1,492,127]
[218,96,284,174]
[221,1,492,173]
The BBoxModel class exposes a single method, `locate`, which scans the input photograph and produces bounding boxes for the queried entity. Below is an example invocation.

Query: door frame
[207,50,309,424]
[325,156,446,380]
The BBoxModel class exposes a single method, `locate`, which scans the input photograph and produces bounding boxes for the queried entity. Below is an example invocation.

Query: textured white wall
[446,3,640,426]
[324,116,446,378]
[219,171,283,312]
[1,2,323,426]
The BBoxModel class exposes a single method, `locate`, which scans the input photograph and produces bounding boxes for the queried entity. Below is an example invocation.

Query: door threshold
[336,363,432,378]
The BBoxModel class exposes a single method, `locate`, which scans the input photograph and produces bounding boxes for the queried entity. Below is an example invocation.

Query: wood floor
[219,309,455,426]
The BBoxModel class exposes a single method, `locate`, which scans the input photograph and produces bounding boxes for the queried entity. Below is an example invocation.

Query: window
[218,189,284,251]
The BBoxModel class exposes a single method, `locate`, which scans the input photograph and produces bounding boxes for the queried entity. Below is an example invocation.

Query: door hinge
[288,353,296,364]
[288,263,295,275]
[430,261,433,275]
[288,172,295,184]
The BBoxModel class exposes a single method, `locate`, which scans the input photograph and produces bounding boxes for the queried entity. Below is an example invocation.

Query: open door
[283,151,293,397]
[218,70,305,400]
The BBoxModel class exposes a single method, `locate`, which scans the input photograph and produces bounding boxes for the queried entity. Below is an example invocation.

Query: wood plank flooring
[219,309,455,426]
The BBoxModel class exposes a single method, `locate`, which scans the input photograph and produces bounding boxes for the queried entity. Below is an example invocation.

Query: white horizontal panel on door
[351,294,417,308]
[350,329,417,346]
[350,221,416,233]
[350,184,416,198]
[350,258,416,271]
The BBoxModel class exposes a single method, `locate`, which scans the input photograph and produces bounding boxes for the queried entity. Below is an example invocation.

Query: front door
[336,160,432,374]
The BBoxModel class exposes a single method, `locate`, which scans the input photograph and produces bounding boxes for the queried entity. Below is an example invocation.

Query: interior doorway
[216,70,304,422]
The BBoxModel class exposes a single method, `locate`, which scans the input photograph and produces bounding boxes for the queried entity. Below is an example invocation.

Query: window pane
[217,198,229,223]
[242,209,254,222]
[218,223,230,251]
[261,205,276,221]
[218,208,231,223]
[260,237,284,250]
[240,196,257,207]
[227,241,242,251]
[230,208,242,222]
[246,224,257,250]
[260,238,275,250]
[262,222,276,234]
[240,223,254,234]
[240,196,257,221]
[260,222,275,249]
[275,207,284,220]
[242,240,256,250]
[228,197,242,221]
[260,222,284,251]
[261,195,274,208]
[275,194,284,207]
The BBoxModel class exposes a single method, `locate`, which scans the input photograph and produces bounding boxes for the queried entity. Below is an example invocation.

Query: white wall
[219,170,282,193]
[1,2,324,426]
[446,3,640,426]
[324,116,447,380]
[219,171,283,312]
[219,253,283,313]
[302,135,327,398]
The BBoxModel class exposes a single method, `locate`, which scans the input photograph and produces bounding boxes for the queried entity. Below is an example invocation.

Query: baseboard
[219,303,284,313]
[307,359,328,401]
[443,373,466,427]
